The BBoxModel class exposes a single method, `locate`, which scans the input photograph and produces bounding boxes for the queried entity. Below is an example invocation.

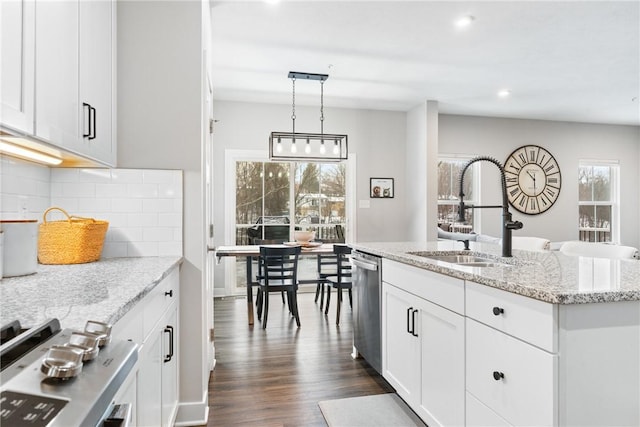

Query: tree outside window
[578,163,618,242]
[438,158,477,233]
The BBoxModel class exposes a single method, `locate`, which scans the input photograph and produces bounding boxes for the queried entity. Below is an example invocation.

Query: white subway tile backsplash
[1,157,51,220]
[52,168,80,183]
[127,213,158,227]
[127,183,159,198]
[78,168,112,183]
[111,198,143,213]
[159,183,182,198]
[158,213,181,227]
[158,241,182,256]
[77,198,111,213]
[127,241,159,257]
[1,159,183,259]
[95,183,128,198]
[62,182,97,198]
[143,169,179,184]
[143,227,174,242]
[111,169,144,184]
[101,242,128,258]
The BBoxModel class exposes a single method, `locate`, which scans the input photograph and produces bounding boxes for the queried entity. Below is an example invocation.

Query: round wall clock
[504,145,561,215]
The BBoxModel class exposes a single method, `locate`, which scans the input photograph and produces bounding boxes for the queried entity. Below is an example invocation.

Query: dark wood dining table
[215,243,337,325]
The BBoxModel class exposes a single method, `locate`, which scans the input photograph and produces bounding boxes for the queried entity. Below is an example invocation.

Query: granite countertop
[0,257,183,330]
[351,241,640,304]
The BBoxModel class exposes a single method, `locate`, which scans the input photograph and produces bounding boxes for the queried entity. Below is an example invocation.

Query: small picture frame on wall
[370,178,394,198]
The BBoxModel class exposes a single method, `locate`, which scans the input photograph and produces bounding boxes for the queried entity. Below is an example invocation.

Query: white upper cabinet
[1,0,36,133]
[35,0,79,146]
[31,0,116,166]
[78,0,115,165]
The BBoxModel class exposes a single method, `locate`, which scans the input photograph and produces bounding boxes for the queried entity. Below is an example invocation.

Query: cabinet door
[34,0,79,146]
[137,326,163,427]
[79,0,115,165]
[161,307,179,427]
[417,297,465,427]
[1,0,35,133]
[382,283,421,406]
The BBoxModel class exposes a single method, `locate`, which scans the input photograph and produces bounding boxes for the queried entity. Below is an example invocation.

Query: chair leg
[314,283,321,302]
[262,292,269,329]
[348,289,352,308]
[319,283,326,310]
[256,289,263,320]
[336,285,342,325]
[324,286,331,315]
[281,290,286,304]
[290,290,301,327]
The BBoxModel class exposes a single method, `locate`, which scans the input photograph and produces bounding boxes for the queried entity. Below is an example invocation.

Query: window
[231,159,348,293]
[578,162,619,243]
[438,157,478,233]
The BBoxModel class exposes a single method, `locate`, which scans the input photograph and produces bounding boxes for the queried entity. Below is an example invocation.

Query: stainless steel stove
[0,318,137,427]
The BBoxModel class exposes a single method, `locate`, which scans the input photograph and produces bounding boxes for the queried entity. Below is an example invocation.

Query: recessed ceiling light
[455,15,475,28]
[497,89,511,98]
[264,0,280,4]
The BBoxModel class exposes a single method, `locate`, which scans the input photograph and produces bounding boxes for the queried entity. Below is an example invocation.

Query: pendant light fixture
[269,71,348,161]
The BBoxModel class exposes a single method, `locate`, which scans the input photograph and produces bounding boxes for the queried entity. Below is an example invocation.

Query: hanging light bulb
[291,139,297,153]
[320,139,326,154]
[333,139,340,155]
[276,137,283,153]
[305,138,311,154]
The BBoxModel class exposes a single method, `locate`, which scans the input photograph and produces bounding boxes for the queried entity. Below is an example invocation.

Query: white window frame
[223,149,356,296]
[438,155,481,234]
[578,160,620,244]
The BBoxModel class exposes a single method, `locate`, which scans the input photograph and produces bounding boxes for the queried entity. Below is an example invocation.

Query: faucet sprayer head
[457,200,467,223]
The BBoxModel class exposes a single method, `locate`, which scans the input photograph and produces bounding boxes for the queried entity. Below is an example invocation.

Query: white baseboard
[174,393,209,427]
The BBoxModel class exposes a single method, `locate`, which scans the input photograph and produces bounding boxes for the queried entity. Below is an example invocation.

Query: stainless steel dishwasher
[351,250,382,374]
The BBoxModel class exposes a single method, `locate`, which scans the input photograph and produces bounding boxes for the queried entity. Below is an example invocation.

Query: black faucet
[457,156,523,257]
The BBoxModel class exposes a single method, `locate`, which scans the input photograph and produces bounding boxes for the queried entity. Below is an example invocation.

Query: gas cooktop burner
[0,318,138,426]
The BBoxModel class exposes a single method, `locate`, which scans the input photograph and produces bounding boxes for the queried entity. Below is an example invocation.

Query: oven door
[99,403,132,427]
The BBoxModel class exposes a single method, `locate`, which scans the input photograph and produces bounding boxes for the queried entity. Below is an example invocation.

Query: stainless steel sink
[419,255,492,264]
[407,252,511,268]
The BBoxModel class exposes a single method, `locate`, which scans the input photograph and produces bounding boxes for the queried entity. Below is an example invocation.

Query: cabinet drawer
[143,267,179,339]
[382,259,464,314]
[466,281,557,352]
[466,319,557,427]
[466,391,512,427]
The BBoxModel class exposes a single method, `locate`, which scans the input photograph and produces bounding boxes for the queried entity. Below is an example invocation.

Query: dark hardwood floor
[206,292,394,426]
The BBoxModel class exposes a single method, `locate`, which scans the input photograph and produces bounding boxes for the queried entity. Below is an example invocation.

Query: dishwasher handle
[352,256,379,271]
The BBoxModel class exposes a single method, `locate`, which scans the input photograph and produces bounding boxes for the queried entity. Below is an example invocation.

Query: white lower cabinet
[112,267,180,427]
[382,259,465,427]
[466,318,556,426]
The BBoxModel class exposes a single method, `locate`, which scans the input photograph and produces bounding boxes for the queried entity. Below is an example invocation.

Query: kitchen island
[0,256,182,330]
[351,241,640,427]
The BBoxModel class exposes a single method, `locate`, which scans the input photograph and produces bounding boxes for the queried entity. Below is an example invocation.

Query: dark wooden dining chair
[256,245,302,328]
[324,244,352,325]
[253,239,287,305]
[315,253,339,310]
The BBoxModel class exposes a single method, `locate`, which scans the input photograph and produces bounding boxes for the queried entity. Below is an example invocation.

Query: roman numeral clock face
[504,145,561,215]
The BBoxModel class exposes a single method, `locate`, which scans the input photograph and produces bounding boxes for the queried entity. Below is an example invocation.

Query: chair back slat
[333,244,352,283]
[259,245,301,287]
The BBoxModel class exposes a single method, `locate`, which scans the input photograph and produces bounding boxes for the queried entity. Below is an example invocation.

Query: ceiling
[211,1,640,126]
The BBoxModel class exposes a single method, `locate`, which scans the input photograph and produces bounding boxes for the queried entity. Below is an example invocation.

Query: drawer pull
[492,306,504,316]
[492,371,505,381]
[165,290,173,297]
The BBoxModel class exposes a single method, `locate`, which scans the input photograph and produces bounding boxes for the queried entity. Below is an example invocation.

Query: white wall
[405,103,427,241]
[211,100,407,290]
[439,114,640,248]
[117,1,207,423]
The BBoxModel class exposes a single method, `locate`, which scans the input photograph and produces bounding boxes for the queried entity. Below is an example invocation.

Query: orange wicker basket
[38,207,109,265]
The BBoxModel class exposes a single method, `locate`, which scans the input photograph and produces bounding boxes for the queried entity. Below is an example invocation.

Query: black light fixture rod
[288,71,329,81]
